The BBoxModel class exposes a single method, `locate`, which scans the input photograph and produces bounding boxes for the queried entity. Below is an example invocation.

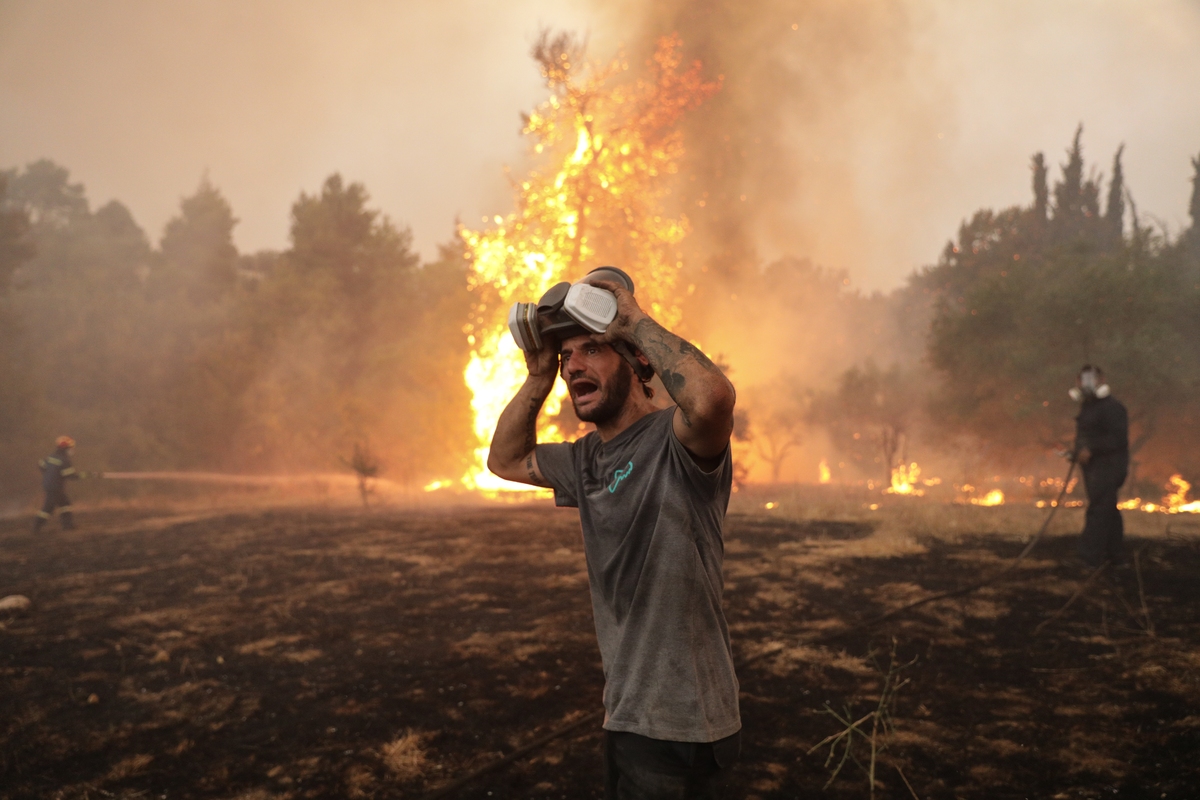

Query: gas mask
[1068,366,1111,402]
[507,266,654,381]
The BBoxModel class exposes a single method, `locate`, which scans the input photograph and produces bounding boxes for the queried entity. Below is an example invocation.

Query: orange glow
[970,489,1005,507]
[457,35,718,491]
[818,458,831,484]
[885,461,926,496]
[957,483,1003,506]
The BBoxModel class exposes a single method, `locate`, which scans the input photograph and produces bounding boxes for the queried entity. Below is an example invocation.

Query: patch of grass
[380,730,431,781]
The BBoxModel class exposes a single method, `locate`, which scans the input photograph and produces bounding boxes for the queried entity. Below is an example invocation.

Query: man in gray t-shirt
[489,273,740,798]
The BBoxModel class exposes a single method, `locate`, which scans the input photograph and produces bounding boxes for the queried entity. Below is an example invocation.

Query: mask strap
[613,341,655,383]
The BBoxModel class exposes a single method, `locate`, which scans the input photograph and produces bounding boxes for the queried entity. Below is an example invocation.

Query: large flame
[457,35,719,490]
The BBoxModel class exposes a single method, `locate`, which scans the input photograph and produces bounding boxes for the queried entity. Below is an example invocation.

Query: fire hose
[75,471,380,491]
[96,472,313,484]
[419,460,1080,800]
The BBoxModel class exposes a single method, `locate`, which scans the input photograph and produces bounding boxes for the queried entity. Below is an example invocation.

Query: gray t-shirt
[536,407,741,742]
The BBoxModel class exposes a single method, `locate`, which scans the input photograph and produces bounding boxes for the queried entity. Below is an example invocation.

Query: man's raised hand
[524,333,560,382]
[588,278,734,460]
[588,279,648,345]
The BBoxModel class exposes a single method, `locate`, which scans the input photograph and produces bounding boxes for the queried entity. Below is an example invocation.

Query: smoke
[557,1,946,481]
[611,0,948,289]
[587,0,1200,484]
[0,0,599,263]
[2,2,1198,490]
[3,2,1197,284]
[605,0,1200,291]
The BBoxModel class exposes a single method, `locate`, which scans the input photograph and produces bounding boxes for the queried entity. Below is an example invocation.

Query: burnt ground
[1,504,1199,799]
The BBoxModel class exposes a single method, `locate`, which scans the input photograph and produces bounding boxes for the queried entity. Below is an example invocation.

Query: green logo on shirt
[608,461,634,493]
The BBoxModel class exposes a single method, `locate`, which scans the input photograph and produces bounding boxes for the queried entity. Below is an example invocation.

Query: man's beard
[573,362,633,424]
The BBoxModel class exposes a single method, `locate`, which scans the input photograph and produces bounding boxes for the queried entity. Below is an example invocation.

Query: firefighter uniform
[1075,394,1129,566]
[35,446,80,532]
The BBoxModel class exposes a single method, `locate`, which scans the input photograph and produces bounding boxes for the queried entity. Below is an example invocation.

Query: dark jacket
[1075,395,1129,469]
[39,449,78,492]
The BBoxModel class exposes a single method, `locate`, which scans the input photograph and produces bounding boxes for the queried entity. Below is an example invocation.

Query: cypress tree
[1188,152,1200,246]
[1031,152,1048,223]
[1104,144,1125,245]
[1053,125,1085,223]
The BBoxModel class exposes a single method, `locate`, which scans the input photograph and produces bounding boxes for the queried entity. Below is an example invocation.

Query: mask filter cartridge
[562,283,618,333]
[507,302,543,352]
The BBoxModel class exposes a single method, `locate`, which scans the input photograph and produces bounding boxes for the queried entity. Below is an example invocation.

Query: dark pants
[34,488,74,532]
[1079,458,1126,567]
[604,730,740,800]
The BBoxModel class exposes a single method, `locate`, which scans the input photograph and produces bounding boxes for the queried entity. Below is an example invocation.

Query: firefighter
[35,436,82,533]
[1070,365,1129,566]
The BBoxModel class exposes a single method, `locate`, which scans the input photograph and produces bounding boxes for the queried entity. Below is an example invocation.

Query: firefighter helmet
[56,435,76,450]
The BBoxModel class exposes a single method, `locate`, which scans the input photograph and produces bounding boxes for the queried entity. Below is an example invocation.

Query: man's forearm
[488,376,554,474]
[628,317,733,428]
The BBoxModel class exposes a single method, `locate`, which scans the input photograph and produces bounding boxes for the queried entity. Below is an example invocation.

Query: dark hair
[1079,364,1104,377]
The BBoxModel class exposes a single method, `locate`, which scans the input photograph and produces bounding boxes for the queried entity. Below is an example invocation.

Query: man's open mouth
[570,379,599,403]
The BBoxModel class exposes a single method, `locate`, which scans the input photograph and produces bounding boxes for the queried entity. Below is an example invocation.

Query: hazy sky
[2,0,1198,289]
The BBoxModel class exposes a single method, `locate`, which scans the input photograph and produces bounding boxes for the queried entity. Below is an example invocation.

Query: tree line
[2,128,1198,501]
[0,162,472,498]
[800,128,1200,491]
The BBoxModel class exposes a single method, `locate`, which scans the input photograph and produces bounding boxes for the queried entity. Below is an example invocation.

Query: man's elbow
[695,382,736,430]
[486,451,505,478]
[486,451,521,483]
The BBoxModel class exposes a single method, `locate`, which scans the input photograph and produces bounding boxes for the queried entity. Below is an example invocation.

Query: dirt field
[2,494,1199,799]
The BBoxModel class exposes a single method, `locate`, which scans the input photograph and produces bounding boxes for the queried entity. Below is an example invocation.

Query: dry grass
[380,730,431,781]
[224,791,289,800]
[105,753,153,780]
[344,764,376,798]
[730,483,1177,547]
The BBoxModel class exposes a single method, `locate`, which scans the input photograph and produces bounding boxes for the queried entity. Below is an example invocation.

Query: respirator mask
[1068,365,1110,402]
[507,266,654,382]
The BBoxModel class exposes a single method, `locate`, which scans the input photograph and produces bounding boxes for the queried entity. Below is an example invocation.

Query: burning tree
[458,31,719,489]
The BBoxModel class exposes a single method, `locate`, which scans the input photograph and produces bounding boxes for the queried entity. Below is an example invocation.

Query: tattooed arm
[594,281,736,460]
[486,339,558,486]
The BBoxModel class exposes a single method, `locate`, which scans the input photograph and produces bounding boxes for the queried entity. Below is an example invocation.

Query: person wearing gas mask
[490,267,741,798]
[1070,365,1129,567]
